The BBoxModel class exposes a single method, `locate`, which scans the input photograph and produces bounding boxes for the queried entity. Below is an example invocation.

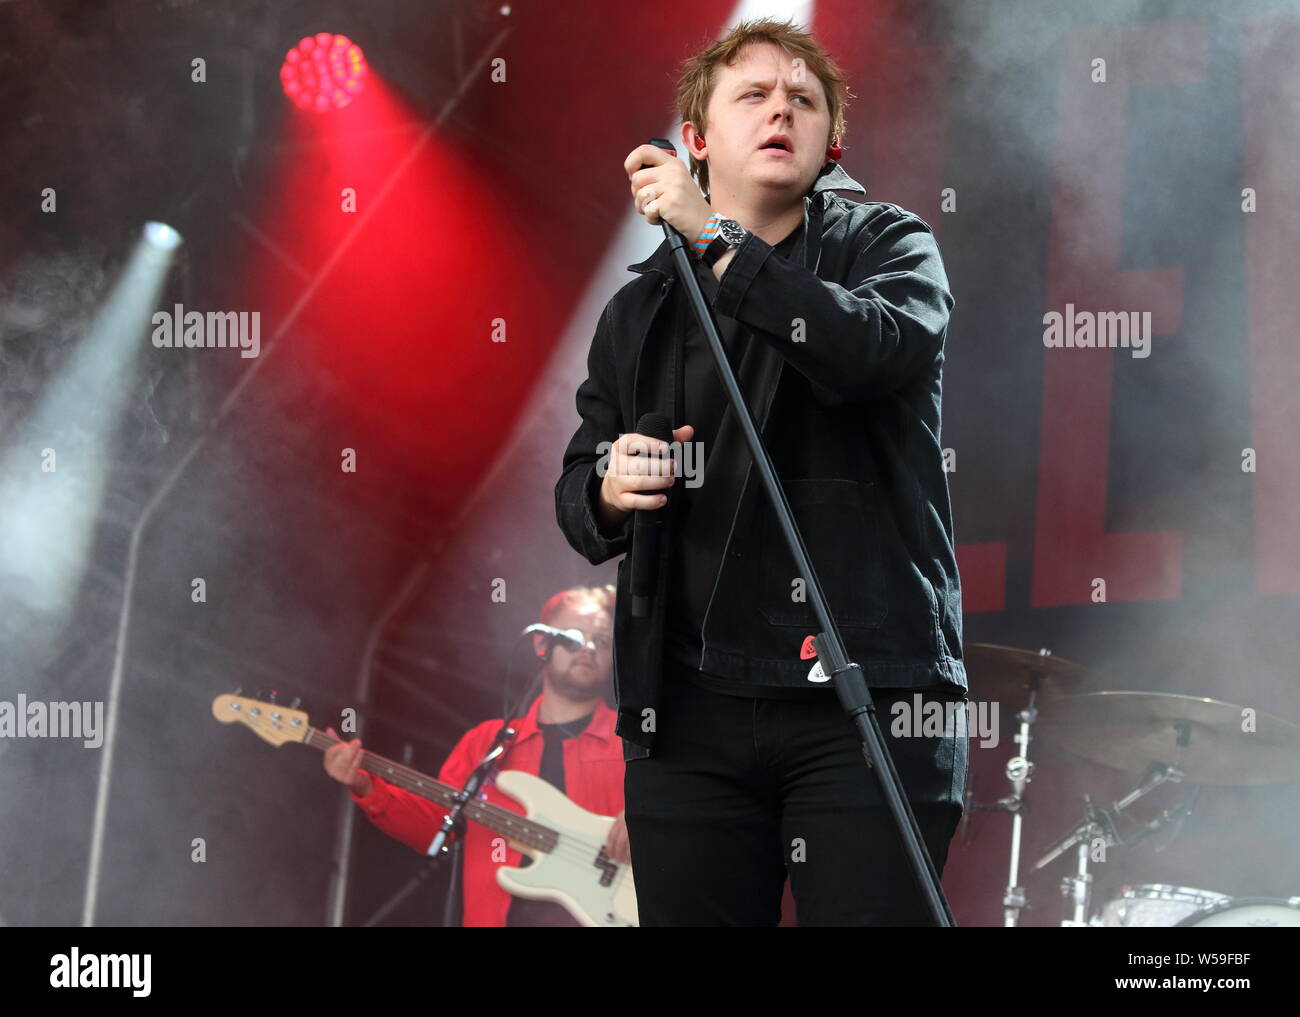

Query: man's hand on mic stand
[596,425,695,534]
[624,143,714,247]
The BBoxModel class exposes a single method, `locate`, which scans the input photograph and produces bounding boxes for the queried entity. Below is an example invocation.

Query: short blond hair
[538,585,615,626]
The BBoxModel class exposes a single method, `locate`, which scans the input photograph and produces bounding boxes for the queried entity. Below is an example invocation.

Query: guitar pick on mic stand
[636,137,954,926]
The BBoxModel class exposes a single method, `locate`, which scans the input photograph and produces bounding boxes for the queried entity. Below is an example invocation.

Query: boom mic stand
[638,138,953,925]
[359,644,544,927]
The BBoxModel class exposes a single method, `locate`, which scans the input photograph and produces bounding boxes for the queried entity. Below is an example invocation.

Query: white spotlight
[142,221,183,251]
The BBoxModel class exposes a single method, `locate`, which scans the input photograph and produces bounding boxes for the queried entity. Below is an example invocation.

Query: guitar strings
[309,728,628,872]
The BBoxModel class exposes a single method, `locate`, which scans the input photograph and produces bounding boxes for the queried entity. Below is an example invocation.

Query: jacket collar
[626,161,866,276]
[513,692,618,745]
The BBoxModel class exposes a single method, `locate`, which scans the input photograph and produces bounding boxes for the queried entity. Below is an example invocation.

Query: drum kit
[961,643,1300,927]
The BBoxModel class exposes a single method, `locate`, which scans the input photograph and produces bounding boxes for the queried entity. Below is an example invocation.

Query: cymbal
[962,643,1107,704]
[1038,691,1300,786]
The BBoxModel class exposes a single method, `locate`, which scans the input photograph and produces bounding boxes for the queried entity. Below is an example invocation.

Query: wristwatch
[701,217,749,267]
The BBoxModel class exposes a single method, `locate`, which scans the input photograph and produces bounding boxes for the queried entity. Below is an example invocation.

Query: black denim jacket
[555,162,966,761]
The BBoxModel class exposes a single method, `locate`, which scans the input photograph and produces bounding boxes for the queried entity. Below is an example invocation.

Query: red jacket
[351,695,625,926]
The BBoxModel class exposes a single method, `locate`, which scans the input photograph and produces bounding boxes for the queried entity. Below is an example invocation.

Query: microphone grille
[635,412,673,443]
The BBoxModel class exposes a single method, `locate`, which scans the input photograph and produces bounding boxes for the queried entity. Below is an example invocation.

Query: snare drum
[1101,884,1231,927]
[1176,897,1300,927]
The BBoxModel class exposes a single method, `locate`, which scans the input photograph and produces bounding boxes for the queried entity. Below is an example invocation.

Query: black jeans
[624,666,968,926]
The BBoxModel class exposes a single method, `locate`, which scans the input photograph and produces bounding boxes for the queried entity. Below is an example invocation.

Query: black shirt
[503,710,594,927]
[663,223,834,700]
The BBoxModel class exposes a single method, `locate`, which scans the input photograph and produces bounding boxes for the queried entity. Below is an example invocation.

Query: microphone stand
[358,654,544,927]
[423,668,543,923]
[640,138,954,926]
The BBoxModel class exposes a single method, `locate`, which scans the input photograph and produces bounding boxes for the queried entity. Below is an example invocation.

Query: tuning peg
[233,684,243,696]
[290,696,301,709]
[269,689,278,704]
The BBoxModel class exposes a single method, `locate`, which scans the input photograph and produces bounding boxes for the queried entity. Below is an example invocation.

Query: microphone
[641,139,682,236]
[643,138,678,172]
[521,623,587,651]
[630,411,673,618]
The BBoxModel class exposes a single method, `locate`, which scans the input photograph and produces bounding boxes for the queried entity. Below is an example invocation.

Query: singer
[555,17,968,926]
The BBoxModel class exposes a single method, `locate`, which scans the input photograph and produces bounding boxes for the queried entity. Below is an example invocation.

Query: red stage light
[279,33,368,112]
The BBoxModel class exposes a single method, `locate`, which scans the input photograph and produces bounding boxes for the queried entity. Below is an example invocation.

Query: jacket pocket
[757,478,887,629]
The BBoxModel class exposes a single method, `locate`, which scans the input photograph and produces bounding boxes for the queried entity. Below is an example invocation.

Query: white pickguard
[493,770,639,928]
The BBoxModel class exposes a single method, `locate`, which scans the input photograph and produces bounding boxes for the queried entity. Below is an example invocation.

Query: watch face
[718,219,748,245]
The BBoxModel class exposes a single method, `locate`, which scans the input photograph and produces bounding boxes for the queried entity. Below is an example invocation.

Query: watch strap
[692,212,724,258]
[700,217,748,267]
[701,234,731,268]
